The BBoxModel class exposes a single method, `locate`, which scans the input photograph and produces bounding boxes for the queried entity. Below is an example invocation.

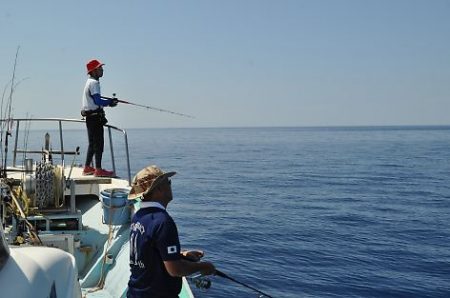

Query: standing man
[81,59,118,177]
[127,165,216,298]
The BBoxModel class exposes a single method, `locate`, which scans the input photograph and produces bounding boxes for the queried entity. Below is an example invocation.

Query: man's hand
[199,261,216,276]
[181,250,204,262]
[109,98,119,107]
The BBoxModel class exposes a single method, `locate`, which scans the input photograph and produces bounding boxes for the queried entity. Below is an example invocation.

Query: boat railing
[0,118,131,184]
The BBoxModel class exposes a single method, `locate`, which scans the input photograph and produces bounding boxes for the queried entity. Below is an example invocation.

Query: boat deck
[5,165,194,298]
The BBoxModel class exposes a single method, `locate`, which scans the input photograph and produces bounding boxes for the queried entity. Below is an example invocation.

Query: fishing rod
[1,47,20,178]
[215,269,275,298]
[101,94,195,119]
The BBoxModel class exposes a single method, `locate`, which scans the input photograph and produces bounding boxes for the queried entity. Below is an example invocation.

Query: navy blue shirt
[127,203,182,298]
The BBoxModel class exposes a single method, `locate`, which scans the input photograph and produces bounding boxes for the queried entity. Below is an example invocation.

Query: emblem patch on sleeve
[167,245,177,254]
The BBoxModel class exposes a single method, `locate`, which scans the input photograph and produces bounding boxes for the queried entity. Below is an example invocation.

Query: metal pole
[70,180,76,214]
[108,127,116,174]
[58,120,65,165]
[124,131,131,184]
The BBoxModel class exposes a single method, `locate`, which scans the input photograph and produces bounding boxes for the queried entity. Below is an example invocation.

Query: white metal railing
[0,118,131,184]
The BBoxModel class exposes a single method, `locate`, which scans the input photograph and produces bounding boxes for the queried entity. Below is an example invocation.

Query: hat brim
[128,171,176,200]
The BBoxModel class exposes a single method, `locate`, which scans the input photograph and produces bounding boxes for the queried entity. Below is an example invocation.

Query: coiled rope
[35,162,63,208]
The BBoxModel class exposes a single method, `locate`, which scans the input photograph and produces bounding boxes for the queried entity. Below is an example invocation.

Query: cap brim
[127,190,143,201]
[87,64,105,74]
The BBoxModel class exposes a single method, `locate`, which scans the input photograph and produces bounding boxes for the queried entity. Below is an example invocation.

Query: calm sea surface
[120,126,450,298]
[26,126,450,297]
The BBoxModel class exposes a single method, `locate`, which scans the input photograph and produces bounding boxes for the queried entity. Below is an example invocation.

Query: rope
[9,191,42,245]
[35,161,53,208]
[35,162,64,208]
[11,185,29,216]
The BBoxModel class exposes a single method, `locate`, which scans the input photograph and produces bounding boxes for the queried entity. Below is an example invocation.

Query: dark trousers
[85,114,105,169]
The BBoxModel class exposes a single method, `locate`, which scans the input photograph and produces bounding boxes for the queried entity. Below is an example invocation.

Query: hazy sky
[1,0,449,128]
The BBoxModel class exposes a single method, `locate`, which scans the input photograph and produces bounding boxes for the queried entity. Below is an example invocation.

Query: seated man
[127,165,216,298]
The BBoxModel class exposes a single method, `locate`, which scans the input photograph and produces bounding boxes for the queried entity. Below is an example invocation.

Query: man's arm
[92,93,113,107]
[164,259,215,277]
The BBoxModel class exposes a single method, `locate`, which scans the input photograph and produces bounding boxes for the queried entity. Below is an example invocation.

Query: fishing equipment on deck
[101,94,195,119]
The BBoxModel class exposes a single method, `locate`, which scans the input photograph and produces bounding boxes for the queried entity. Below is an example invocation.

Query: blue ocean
[111,126,448,298]
[27,125,450,297]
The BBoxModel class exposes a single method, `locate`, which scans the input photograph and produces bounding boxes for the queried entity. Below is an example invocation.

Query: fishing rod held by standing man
[101,94,195,119]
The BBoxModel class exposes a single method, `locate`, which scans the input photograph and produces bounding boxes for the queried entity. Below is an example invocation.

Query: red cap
[86,59,104,74]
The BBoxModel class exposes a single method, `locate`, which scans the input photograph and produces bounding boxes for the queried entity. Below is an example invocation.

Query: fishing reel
[188,274,212,291]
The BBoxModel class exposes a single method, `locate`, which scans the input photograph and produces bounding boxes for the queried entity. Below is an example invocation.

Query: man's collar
[140,201,166,210]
